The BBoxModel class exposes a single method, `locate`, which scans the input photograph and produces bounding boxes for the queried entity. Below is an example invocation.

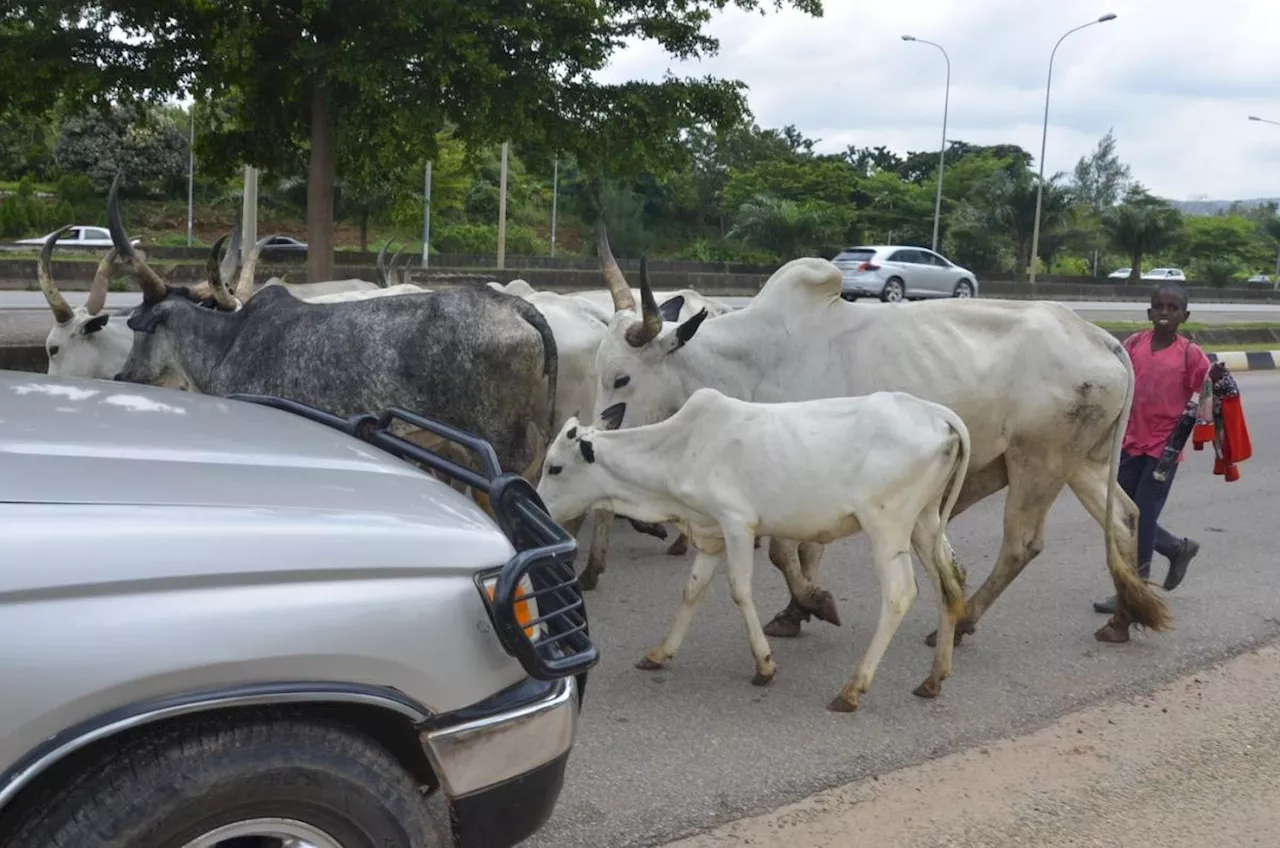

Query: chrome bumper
[421,676,579,797]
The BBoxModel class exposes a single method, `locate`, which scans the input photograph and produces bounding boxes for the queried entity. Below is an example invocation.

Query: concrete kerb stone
[1207,350,1280,372]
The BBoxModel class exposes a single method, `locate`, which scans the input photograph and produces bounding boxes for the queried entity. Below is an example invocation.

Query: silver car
[0,370,596,848]
[833,245,979,302]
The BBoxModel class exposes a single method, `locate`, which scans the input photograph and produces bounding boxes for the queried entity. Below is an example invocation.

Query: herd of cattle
[25,174,1174,711]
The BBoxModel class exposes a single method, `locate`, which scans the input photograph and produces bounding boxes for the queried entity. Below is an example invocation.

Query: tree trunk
[1129,251,1142,281]
[307,79,335,284]
[360,208,369,253]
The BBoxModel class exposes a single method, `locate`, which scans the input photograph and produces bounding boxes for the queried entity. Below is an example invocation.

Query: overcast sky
[597,0,1280,202]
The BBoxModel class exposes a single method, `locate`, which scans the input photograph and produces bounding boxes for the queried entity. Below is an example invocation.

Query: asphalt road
[527,371,1280,848]
[3,290,1280,325]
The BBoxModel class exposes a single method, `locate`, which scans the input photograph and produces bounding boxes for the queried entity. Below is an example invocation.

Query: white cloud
[595,0,1280,201]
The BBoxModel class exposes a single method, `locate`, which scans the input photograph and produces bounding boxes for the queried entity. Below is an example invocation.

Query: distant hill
[1164,197,1280,216]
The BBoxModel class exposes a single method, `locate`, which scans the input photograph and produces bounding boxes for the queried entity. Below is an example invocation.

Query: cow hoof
[1094,621,1131,643]
[579,569,600,591]
[925,621,973,647]
[763,616,802,639]
[826,694,859,713]
[807,590,843,627]
[751,670,775,687]
[635,656,666,671]
[912,678,942,699]
[629,519,668,540]
[665,537,688,556]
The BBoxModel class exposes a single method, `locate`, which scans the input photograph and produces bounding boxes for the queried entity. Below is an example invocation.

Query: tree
[970,165,1071,276]
[1101,190,1183,280]
[1071,129,1131,211]
[53,103,188,196]
[728,193,848,259]
[4,0,823,282]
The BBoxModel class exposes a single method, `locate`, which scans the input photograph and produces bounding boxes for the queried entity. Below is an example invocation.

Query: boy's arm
[1186,342,1213,393]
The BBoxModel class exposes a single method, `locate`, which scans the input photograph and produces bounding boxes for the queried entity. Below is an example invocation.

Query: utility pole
[186,103,195,247]
[421,160,432,268]
[550,156,559,257]
[497,141,509,270]
[241,165,259,263]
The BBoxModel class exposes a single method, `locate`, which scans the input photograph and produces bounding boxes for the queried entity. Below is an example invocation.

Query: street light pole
[1028,13,1117,285]
[1249,117,1280,277]
[902,35,950,254]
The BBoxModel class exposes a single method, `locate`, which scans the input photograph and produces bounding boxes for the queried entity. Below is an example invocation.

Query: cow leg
[1066,460,1172,643]
[910,507,965,699]
[928,451,1064,648]
[722,529,776,685]
[638,548,723,671]
[762,538,839,638]
[627,518,669,540]
[666,531,689,556]
[829,518,917,712]
[582,508,613,591]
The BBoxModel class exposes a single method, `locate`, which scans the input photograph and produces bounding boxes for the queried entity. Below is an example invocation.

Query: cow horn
[205,234,238,311]
[234,234,274,302]
[38,224,76,324]
[375,240,391,287]
[107,172,168,303]
[389,242,409,285]
[218,210,242,290]
[625,257,663,347]
[596,219,636,313]
[86,247,118,316]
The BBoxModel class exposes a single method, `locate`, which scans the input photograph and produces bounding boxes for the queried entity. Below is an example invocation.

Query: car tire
[840,292,859,302]
[953,279,974,298]
[3,714,449,848]
[880,278,905,303]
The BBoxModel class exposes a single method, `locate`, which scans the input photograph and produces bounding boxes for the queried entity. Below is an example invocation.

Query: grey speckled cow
[106,177,558,489]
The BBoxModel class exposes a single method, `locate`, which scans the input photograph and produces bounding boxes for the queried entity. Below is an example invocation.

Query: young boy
[1093,281,1223,614]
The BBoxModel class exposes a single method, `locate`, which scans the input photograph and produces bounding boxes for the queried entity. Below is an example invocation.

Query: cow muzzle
[598,402,626,431]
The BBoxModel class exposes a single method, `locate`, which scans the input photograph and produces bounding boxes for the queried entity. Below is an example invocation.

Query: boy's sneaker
[1164,537,1200,591]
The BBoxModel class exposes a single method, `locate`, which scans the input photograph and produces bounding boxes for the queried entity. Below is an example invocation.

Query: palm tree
[729,193,847,260]
[1101,194,1182,281]
[977,166,1071,276]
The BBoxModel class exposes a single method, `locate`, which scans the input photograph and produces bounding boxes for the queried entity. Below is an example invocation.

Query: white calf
[536,387,972,711]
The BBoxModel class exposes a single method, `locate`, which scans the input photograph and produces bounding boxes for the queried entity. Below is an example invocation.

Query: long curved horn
[234,234,275,302]
[218,210,242,289]
[107,172,168,302]
[375,240,391,287]
[596,219,636,313]
[38,224,76,324]
[205,234,238,310]
[389,242,408,285]
[86,247,119,316]
[625,256,663,347]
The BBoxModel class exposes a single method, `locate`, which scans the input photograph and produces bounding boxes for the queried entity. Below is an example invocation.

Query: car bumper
[840,276,884,296]
[421,674,581,848]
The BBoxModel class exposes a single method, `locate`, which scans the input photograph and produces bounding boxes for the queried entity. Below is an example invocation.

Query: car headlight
[479,572,545,642]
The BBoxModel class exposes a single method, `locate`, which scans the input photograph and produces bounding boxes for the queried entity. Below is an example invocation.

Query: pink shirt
[1122,330,1211,461]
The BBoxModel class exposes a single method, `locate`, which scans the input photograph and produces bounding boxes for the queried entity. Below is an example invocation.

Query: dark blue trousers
[1118,451,1183,578]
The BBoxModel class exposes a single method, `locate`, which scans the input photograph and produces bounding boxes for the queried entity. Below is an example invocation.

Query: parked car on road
[1142,267,1186,281]
[260,234,307,251]
[833,245,979,302]
[1107,267,1133,279]
[0,371,596,848]
[15,225,139,249]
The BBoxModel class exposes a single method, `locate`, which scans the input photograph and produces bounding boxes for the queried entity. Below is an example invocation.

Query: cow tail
[934,410,971,619]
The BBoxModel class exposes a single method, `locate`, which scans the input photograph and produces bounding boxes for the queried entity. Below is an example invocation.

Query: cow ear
[83,313,110,335]
[658,295,685,324]
[578,438,596,464]
[671,308,708,351]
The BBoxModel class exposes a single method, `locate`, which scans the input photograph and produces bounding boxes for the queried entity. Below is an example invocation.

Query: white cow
[36,226,134,380]
[587,235,1171,647]
[485,276,667,588]
[536,387,973,711]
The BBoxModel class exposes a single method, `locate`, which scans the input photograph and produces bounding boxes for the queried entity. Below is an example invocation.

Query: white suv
[833,245,979,302]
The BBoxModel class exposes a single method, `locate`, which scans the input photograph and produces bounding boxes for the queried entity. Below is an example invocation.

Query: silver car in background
[0,370,596,848]
[833,245,980,302]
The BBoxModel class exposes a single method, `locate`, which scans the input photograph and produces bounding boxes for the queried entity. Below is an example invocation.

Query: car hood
[0,372,512,553]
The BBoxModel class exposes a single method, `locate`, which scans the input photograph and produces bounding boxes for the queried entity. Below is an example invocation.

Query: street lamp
[902,34,950,254]
[1249,115,1280,127]
[1028,13,1117,285]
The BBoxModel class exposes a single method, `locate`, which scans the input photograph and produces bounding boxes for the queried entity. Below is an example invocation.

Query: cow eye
[548,464,563,476]
[613,375,630,389]
[48,345,60,357]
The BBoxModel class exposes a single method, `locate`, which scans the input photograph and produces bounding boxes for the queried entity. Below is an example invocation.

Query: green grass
[1201,342,1280,353]
[1094,320,1280,332]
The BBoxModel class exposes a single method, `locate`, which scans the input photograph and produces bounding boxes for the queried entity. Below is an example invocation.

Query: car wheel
[880,278,905,303]
[841,292,859,302]
[953,279,974,298]
[4,714,448,848]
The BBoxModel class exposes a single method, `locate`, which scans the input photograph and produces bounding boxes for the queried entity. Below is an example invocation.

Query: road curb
[1207,350,1280,372]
